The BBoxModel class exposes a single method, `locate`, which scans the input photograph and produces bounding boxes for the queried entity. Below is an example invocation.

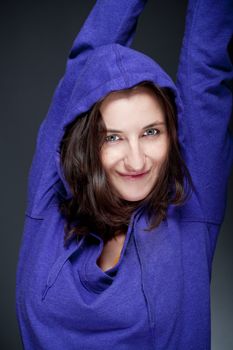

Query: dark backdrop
[1,1,232,349]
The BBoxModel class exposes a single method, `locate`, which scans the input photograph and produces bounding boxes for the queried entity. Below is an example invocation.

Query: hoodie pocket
[41,237,85,301]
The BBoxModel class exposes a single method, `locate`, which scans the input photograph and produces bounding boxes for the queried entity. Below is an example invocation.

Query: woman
[16,0,233,349]
[59,81,191,261]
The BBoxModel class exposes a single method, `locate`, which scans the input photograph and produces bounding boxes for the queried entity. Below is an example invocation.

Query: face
[100,87,169,202]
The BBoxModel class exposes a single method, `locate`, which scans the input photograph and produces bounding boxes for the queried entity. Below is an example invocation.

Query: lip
[117,170,150,179]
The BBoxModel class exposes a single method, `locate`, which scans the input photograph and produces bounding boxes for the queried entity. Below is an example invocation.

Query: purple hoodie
[16,0,233,349]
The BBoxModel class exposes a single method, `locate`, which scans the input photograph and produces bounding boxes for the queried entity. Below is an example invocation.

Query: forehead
[99,87,165,129]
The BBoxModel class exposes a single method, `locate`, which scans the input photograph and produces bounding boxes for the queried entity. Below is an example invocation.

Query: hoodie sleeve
[26,0,147,218]
[176,0,233,224]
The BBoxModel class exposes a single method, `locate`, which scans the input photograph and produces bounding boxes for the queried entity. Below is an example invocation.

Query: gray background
[1,1,232,349]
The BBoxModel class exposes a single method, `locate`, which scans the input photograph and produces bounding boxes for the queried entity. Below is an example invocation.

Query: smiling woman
[59,81,191,245]
[15,0,233,348]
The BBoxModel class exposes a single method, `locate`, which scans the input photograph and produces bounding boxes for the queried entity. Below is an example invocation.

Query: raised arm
[65,0,148,99]
[27,0,147,218]
[176,0,233,224]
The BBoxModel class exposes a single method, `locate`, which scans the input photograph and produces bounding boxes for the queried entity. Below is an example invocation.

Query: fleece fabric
[16,0,233,349]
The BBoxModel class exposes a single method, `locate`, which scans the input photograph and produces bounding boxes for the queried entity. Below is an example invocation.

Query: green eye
[105,134,120,142]
[143,128,159,136]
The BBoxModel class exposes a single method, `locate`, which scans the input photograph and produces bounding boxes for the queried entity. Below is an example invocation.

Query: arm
[176,0,233,224]
[27,0,147,218]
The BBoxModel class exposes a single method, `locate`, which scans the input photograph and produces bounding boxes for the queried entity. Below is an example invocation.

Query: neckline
[78,224,133,294]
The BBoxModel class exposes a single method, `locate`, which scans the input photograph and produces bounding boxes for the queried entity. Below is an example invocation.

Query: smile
[117,170,150,180]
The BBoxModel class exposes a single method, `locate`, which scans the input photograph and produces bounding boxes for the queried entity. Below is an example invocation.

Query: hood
[34,42,187,338]
[55,43,184,199]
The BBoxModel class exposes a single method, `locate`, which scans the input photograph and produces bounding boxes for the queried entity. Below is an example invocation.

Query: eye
[105,134,120,142]
[143,128,160,136]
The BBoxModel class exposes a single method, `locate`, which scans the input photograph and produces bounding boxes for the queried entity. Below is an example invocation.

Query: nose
[124,140,146,172]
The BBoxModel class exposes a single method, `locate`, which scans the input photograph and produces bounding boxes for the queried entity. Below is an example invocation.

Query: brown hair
[59,81,193,245]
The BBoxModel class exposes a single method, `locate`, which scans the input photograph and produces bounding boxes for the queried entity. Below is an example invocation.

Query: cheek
[146,139,169,165]
[160,142,169,161]
[100,146,122,171]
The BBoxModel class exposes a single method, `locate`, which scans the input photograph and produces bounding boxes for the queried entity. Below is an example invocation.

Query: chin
[119,191,149,202]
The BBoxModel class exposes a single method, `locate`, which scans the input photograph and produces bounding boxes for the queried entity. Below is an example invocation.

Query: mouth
[117,170,150,180]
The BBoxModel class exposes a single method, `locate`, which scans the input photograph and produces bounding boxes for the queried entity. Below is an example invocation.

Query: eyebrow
[105,122,166,133]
